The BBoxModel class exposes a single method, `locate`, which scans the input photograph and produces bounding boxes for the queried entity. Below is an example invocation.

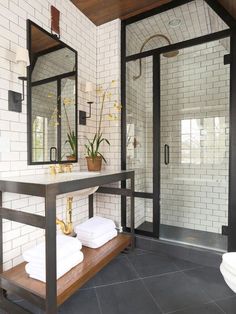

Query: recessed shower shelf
[0,234,131,307]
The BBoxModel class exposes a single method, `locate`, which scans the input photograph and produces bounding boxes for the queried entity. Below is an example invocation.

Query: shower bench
[0,170,135,314]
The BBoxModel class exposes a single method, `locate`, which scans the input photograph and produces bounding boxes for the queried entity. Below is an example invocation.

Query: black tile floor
[1,248,235,314]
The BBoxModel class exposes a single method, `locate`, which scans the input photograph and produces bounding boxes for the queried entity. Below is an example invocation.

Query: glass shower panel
[160,39,230,249]
[126,56,153,232]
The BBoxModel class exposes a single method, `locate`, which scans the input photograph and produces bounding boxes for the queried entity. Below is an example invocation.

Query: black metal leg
[89,195,94,218]
[130,175,135,249]
[45,190,57,314]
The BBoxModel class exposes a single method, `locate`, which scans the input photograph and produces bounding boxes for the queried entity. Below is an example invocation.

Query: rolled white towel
[220,263,236,293]
[25,251,84,283]
[75,216,116,240]
[78,228,117,249]
[23,235,82,264]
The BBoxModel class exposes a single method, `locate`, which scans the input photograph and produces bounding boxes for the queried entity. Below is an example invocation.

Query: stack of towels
[23,234,84,282]
[75,216,117,249]
[220,252,236,293]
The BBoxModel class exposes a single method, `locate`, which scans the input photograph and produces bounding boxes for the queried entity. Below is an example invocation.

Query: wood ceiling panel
[218,0,236,19]
[71,0,173,26]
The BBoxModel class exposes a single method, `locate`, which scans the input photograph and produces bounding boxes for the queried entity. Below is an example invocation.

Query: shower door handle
[50,147,57,162]
[164,144,169,165]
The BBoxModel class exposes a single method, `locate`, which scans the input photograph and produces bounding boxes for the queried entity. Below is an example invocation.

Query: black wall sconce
[8,47,29,113]
[79,82,94,125]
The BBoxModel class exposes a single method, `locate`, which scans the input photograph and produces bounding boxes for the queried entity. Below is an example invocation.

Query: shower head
[163,50,179,58]
[133,34,178,80]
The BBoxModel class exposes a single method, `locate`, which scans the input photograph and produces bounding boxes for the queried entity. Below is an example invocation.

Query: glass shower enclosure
[124,38,230,251]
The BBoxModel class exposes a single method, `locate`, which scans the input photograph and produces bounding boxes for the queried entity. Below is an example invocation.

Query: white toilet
[220,252,236,293]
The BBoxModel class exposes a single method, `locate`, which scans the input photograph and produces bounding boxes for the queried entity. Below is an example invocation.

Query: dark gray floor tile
[143,271,210,313]
[125,248,149,256]
[215,295,236,314]
[184,266,235,301]
[127,251,179,277]
[59,288,101,314]
[96,279,161,314]
[84,254,138,288]
[168,302,224,314]
[172,257,201,271]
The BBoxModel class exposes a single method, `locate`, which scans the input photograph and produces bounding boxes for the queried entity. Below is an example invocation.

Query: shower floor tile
[137,222,227,252]
[2,248,232,314]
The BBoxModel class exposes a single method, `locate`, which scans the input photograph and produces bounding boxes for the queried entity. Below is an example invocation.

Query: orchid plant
[85,80,122,163]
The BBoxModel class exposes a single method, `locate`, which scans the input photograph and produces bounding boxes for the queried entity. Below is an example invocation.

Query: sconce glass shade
[15,46,30,77]
[85,81,93,93]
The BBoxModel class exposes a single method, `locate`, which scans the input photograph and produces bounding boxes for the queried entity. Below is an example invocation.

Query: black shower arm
[133,34,171,80]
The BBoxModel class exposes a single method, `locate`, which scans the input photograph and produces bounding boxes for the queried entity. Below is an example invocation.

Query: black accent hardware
[8,91,22,113]
[164,144,169,165]
[79,102,93,125]
[224,54,230,65]
[79,110,87,125]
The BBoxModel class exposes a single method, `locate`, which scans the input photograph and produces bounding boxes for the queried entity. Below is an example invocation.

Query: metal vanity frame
[0,170,135,314]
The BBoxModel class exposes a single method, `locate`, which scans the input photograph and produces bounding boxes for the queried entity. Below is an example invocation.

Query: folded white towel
[79,228,117,249]
[220,263,236,293]
[222,252,236,273]
[75,216,116,240]
[23,235,82,264]
[25,251,84,283]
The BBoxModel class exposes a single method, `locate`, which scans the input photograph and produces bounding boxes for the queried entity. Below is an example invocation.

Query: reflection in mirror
[32,48,76,83]
[61,76,76,162]
[32,81,57,162]
[28,20,77,164]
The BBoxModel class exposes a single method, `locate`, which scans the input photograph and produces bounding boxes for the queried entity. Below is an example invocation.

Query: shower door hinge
[222,225,229,236]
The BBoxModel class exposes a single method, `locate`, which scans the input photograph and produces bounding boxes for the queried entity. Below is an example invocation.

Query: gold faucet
[56,197,75,236]
[49,164,73,175]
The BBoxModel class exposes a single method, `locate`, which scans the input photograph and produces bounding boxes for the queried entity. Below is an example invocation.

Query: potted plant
[85,80,120,171]
[85,133,110,171]
[63,98,77,161]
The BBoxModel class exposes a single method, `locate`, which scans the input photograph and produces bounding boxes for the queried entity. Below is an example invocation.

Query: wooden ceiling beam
[70,0,172,26]
[70,0,235,27]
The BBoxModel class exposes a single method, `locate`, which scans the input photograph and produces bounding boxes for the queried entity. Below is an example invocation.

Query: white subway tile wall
[95,19,122,227]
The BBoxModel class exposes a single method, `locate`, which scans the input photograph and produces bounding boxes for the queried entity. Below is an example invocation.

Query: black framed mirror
[27,20,78,165]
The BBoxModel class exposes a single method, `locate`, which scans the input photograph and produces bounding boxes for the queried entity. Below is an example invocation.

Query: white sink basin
[59,171,100,197]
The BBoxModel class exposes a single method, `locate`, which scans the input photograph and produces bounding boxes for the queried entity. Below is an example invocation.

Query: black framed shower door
[121,21,236,251]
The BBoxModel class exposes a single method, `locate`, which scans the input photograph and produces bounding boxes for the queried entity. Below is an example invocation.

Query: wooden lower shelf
[1,234,131,306]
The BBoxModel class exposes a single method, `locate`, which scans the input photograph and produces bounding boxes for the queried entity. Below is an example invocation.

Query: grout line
[207,293,236,303]
[94,287,103,314]
[80,262,205,291]
[84,277,141,290]
[165,300,221,314]
[140,278,165,314]
[213,301,227,314]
